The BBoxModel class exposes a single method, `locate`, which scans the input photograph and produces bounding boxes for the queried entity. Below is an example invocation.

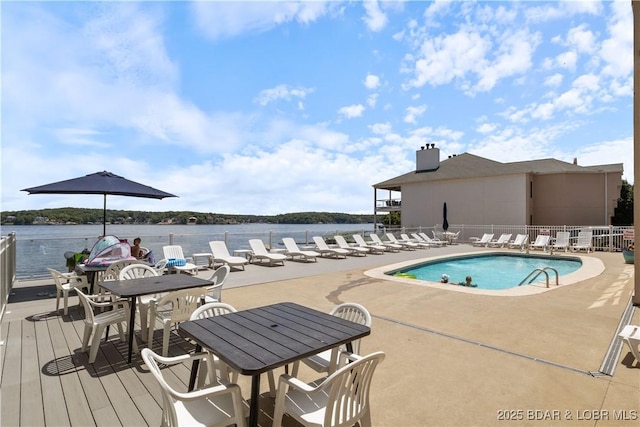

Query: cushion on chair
[166,258,186,267]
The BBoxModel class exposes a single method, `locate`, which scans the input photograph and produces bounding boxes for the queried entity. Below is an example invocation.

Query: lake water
[1,223,375,279]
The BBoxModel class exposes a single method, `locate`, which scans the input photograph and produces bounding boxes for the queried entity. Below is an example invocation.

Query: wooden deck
[0,300,282,427]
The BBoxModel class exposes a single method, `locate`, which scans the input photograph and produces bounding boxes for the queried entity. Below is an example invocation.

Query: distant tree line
[0,208,377,226]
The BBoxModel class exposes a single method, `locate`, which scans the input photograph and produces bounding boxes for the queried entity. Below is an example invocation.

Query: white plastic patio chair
[619,324,640,365]
[119,263,161,342]
[418,232,446,247]
[334,235,368,256]
[248,239,287,266]
[352,234,385,254]
[471,233,494,247]
[208,240,249,270]
[552,232,570,252]
[508,234,528,249]
[189,302,278,396]
[272,351,385,427]
[292,303,372,377]
[141,348,247,427]
[312,236,349,258]
[282,237,320,262]
[369,234,401,251]
[572,231,593,253]
[147,287,207,356]
[487,233,512,248]
[77,288,133,363]
[47,268,91,315]
[203,265,230,303]
[385,233,418,250]
[530,235,551,251]
[161,245,198,274]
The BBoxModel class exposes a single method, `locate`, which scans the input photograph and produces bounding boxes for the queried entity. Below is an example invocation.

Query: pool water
[391,254,582,290]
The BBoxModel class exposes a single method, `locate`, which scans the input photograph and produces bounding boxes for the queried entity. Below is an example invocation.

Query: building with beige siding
[373,147,623,228]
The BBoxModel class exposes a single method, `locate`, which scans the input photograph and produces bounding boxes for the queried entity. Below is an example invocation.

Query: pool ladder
[518,267,559,288]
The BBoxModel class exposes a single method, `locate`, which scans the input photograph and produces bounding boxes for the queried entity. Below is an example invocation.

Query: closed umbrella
[443,202,449,231]
[22,171,177,235]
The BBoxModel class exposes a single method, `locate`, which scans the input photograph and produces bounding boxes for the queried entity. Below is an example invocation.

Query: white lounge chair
[312,236,349,258]
[401,233,429,248]
[209,241,249,270]
[385,233,418,250]
[572,231,593,253]
[334,235,368,256]
[282,237,319,262]
[161,245,198,274]
[530,235,551,251]
[418,232,446,247]
[352,234,385,254]
[369,234,401,251]
[248,239,287,266]
[488,233,512,248]
[508,234,528,249]
[471,233,494,247]
[551,232,570,252]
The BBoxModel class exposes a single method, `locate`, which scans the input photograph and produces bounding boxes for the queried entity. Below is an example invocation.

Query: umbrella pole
[103,194,107,236]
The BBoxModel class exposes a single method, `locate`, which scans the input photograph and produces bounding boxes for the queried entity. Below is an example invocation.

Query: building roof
[374,153,623,191]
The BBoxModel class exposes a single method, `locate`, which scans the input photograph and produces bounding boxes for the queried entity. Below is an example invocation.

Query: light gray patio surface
[2,245,639,426]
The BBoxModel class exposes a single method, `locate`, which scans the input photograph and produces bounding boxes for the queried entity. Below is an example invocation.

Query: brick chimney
[416,144,440,172]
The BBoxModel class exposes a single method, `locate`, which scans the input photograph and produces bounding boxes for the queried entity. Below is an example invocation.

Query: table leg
[249,374,261,427]
[127,298,137,363]
[188,344,202,391]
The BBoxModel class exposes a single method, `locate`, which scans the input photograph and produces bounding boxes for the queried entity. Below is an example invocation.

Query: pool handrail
[518,267,559,288]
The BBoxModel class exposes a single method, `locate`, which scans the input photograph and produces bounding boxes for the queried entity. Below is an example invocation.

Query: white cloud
[476,123,497,134]
[367,94,378,108]
[364,73,380,90]
[555,51,578,71]
[362,0,388,32]
[254,84,314,106]
[337,104,365,119]
[191,1,335,40]
[544,73,564,87]
[404,105,427,124]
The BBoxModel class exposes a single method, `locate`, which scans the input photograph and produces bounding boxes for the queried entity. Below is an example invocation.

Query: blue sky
[1,1,633,216]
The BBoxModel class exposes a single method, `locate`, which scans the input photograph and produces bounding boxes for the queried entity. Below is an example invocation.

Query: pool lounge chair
[530,235,551,251]
[208,241,249,270]
[571,231,593,253]
[282,237,319,262]
[352,234,385,254]
[385,233,419,250]
[161,245,198,274]
[248,239,287,266]
[334,235,368,256]
[487,233,512,248]
[471,233,494,247]
[369,234,401,252]
[508,234,528,249]
[401,233,430,248]
[417,232,446,247]
[551,232,570,252]
[312,236,349,258]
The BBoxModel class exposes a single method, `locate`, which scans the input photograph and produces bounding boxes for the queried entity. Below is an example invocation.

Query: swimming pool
[387,253,583,290]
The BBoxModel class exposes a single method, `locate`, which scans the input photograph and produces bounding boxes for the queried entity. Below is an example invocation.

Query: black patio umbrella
[22,171,178,235]
[443,202,449,231]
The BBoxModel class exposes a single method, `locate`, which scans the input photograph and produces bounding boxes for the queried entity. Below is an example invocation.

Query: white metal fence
[1,232,17,321]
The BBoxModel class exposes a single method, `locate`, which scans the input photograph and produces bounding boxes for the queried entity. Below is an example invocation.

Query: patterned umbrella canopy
[22,171,177,235]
